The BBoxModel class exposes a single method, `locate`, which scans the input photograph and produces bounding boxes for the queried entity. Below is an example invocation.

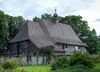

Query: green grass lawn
[16,63,100,72]
[16,65,51,72]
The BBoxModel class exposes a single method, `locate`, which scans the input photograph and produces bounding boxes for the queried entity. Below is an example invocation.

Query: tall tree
[0,10,25,53]
[33,16,41,22]
[6,15,25,40]
[41,13,52,20]
[60,15,89,41]
[0,11,8,53]
[59,15,100,54]
[33,13,53,22]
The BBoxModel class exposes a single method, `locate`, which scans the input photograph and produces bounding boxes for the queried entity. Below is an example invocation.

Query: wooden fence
[0,56,47,65]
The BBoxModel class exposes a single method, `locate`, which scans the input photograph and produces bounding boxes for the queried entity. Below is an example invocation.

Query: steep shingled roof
[10,20,86,48]
[42,20,85,46]
[10,20,54,48]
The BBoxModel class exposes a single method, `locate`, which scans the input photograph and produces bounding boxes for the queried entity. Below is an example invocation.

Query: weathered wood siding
[9,40,39,57]
[0,56,46,65]
[9,40,28,56]
[9,43,18,55]
[55,43,86,55]
[27,40,39,53]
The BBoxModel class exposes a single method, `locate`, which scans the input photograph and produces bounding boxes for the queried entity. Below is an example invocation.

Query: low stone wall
[0,56,46,65]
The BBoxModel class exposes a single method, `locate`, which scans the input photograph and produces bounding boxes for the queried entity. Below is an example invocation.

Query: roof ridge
[10,20,30,43]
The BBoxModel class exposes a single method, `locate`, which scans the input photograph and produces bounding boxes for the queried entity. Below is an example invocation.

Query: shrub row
[51,52,95,70]
[51,65,100,72]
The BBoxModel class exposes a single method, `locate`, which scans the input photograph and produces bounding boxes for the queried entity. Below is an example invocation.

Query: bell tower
[53,9,59,24]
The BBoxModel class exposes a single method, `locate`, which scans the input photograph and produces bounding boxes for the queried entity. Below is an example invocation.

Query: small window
[62,45,64,49]
[33,53,36,56]
[62,44,65,49]
[75,46,79,50]
[78,47,80,50]
[66,45,67,48]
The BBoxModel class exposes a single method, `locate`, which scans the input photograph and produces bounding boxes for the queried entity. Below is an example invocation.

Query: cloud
[0,0,95,19]
[0,0,100,35]
[72,0,100,35]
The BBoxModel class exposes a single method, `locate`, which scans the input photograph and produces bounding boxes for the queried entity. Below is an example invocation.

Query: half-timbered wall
[9,40,28,56]
[55,43,86,55]
[9,43,18,55]
[27,40,39,56]
[19,41,28,55]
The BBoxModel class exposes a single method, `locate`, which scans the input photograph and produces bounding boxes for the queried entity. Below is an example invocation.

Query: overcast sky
[0,0,100,35]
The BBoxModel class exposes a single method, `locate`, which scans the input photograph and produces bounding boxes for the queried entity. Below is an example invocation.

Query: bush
[51,65,100,72]
[2,60,19,70]
[50,56,69,70]
[92,52,100,63]
[69,52,95,68]
[92,55,100,63]
[51,52,95,71]
[0,65,4,72]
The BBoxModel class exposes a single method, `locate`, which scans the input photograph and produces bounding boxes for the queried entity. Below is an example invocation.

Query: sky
[0,0,100,35]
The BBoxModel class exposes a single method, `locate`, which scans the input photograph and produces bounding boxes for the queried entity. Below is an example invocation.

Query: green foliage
[33,16,41,22]
[59,15,100,54]
[51,56,69,70]
[0,10,25,53]
[92,53,100,63]
[92,55,100,63]
[2,60,19,70]
[0,65,4,72]
[6,15,25,40]
[40,46,54,56]
[39,46,54,64]
[60,15,89,40]
[0,11,8,53]
[86,30,100,54]
[41,13,52,20]
[51,65,100,72]
[69,52,94,68]
[51,52,95,70]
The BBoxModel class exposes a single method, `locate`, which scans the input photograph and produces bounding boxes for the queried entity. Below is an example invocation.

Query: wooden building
[9,10,86,58]
[9,19,86,57]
